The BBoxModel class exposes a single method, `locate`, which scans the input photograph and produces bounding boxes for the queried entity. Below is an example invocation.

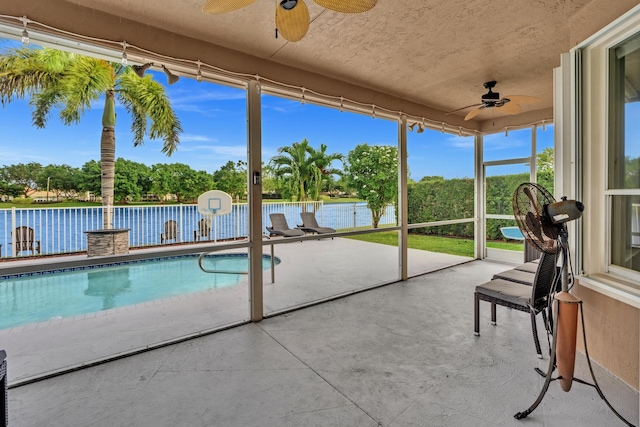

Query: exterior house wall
[569,3,640,392]
[574,283,639,390]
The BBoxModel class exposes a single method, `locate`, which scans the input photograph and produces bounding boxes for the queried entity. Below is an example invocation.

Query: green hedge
[408,172,553,240]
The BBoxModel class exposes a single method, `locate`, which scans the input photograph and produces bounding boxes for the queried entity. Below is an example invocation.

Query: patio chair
[266,213,305,237]
[15,226,40,254]
[297,212,336,235]
[474,251,558,358]
[193,218,212,241]
[161,220,179,243]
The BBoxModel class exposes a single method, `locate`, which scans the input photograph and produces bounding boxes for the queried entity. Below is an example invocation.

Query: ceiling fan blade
[497,102,522,115]
[464,105,485,121]
[276,0,310,42]
[445,103,482,115]
[312,0,377,13]
[503,95,541,105]
[202,0,255,14]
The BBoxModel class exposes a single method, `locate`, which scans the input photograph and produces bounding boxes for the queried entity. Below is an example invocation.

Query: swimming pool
[0,253,279,330]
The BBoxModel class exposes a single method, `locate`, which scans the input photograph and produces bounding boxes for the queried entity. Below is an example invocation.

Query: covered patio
[1,0,640,426]
[9,259,638,426]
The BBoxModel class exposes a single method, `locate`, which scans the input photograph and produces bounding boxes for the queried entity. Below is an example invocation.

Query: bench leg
[491,303,497,325]
[0,360,6,427]
[474,293,480,336]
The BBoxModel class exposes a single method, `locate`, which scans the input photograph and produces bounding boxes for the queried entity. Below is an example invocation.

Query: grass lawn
[345,231,523,257]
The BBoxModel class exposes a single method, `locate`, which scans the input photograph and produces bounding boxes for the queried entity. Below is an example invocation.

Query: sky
[0,37,559,181]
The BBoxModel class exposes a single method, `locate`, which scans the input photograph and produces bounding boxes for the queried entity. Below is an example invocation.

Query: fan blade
[445,103,482,115]
[502,95,541,105]
[276,0,310,42]
[464,105,485,120]
[202,0,255,14]
[497,101,522,115]
[312,0,377,13]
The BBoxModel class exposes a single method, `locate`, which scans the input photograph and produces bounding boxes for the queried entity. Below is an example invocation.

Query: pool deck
[6,247,639,427]
[1,237,473,385]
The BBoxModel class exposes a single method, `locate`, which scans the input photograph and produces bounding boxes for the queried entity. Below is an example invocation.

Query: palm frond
[117,70,182,155]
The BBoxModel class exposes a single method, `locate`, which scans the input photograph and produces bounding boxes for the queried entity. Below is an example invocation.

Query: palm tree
[308,143,343,201]
[0,47,181,228]
[270,139,317,202]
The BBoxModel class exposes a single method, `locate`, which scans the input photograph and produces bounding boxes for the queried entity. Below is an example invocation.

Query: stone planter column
[85,228,130,257]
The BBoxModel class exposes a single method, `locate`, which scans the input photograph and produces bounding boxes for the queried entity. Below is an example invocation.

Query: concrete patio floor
[0,237,472,384]
[7,258,639,426]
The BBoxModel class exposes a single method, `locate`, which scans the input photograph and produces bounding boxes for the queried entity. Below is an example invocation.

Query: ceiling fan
[446,81,541,121]
[202,0,377,42]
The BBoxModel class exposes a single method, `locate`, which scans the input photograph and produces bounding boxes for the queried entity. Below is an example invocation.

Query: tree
[346,144,398,228]
[536,147,554,173]
[308,144,343,201]
[0,162,42,197]
[536,147,554,193]
[0,181,23,198]
[37,164,80,201]
[212,160,247,200]
[0,47,181,227]
[77,160,102,197]
[114,159,153,203]
[152,163,214,203]
[270,139,318,201]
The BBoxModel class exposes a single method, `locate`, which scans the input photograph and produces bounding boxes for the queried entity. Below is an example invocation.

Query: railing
[0,201,396,258]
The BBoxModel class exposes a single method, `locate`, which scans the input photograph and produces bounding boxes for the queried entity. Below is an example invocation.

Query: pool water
[0,254,277,330]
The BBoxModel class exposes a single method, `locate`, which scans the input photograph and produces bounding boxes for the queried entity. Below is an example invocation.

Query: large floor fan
[511,183,634,425]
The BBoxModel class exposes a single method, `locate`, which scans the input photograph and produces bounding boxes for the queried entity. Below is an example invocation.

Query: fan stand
[514,231,635,426]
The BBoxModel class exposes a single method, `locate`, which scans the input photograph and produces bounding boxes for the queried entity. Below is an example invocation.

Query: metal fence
[0,201,395,258]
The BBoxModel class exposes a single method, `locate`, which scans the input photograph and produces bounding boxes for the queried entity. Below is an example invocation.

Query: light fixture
[542,120,546,131]
[121,42,128,65]
[339,96,344,112]
[301,87,306,104]
[416,123,424,134]
[132,62,153,78]
[408,123,416,132]
[162,65,180,85]
[372,105,376,119]
[196,60,202,82]
[20,16,29,45]
[280,0,298,10]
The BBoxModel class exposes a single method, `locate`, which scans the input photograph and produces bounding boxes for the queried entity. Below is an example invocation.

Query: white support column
[247,80,263,321]
[530,124,537,183]
[398,115,408,281]
[474,133,485,260]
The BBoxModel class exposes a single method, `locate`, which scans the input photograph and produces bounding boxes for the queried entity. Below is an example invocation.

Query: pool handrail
[197,234,276,284]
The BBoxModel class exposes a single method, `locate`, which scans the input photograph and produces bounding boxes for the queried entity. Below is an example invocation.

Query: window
[608,32,640,273]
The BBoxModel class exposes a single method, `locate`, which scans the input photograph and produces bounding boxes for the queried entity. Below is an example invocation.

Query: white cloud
[180,134,216,143]
[447,135,474,149]
[177,143,246,158]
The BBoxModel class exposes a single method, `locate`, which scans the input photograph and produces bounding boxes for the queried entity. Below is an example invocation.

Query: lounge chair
[15,226,40,254]
[474,251,558,358]
[500,226,525,241]
[161,220,179,243]
[297,212,336,235]
[267,213,305,237]
[193,218,212,241]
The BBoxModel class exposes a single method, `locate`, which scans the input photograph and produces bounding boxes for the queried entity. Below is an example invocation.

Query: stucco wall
[574,282,639,390]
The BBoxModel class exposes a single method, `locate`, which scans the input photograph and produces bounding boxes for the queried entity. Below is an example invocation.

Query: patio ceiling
[2,0,639,129]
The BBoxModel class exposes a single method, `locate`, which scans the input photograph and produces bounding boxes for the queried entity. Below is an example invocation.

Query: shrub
[12,197,33,204]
